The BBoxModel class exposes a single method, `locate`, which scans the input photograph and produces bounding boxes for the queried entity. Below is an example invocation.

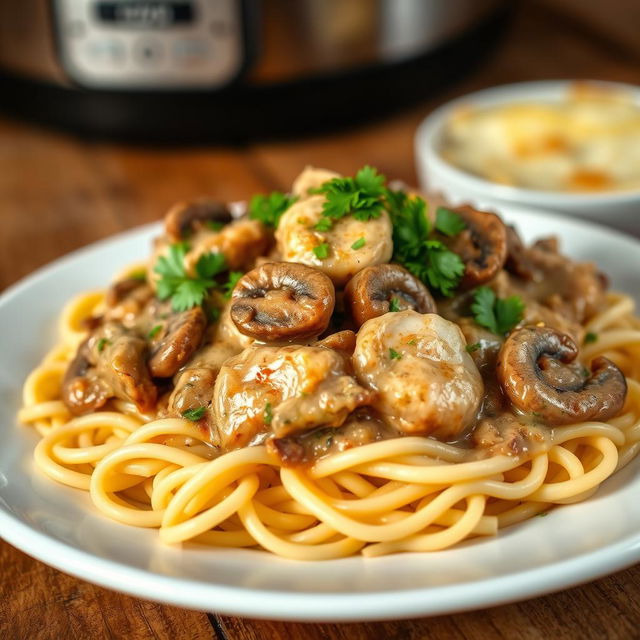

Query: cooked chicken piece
[352,310,483,440]
[213,344,374,450]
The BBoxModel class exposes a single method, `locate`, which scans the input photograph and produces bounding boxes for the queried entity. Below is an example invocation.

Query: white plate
[1,207,639,622]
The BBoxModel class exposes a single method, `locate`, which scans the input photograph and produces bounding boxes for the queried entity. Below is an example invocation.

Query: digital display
[95,2,194,28]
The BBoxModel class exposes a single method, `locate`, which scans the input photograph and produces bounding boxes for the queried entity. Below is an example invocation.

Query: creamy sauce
[440,85,640,192]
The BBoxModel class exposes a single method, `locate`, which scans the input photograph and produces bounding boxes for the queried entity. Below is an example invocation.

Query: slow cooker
[0,1,511,142]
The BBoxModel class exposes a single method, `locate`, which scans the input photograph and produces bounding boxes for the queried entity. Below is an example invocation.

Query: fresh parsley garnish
[584,332,598,345]
[205,304,221,323]
[313,243,330,260]
[154,243,227,312]
[465,342,481,353]
[389,297,401,312]
[389,348,402,360]
[148,324,162,339]
[351,237,366,250]
[128,270,147,282]
[264,402,273,425]
[205,220,225,232]
[249,191,297,229]
[223,270,243,299]
[97,338,110,353]
[314,217,334,232]
[386,189,465,297]
[182,406,206,421]
[471,287,525,335]
[435,207,466,237]
[312,166,386,231]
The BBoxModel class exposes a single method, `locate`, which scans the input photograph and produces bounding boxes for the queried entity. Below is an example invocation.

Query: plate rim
[1,206,640,621]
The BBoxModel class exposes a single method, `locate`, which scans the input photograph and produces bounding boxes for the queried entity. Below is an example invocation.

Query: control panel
[53,0,245,89]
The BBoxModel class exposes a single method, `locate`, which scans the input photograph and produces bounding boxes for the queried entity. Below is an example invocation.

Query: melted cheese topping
[440,86,640,192]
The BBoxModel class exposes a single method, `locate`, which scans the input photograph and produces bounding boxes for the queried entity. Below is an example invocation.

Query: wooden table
[2,1,640,637]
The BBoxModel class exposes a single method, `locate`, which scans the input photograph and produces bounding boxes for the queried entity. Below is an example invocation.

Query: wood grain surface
[2,1,640,638]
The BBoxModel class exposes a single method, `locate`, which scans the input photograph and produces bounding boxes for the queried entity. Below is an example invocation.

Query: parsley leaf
[313,243,330,260]
[205,220,225,232]
[389,348,402,360]
[584,332,598,345]
[471,287,525,335]
[264,402,273,425]
[182,407,206,421]
[154,243,228,311]
[389,297,401,312]
[386,189,464,297]
[223,270,243,299]
[314,217,334,232]
[313,166,386,229]
[466,342,481,353]
[351,237,366,250]
[435,207,466,237]
[97,338,110,353]
[148,324,162,339]
[249,191,297,229]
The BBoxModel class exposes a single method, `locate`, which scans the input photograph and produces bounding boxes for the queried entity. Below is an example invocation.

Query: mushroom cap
[497,325,627,425]
[230,262,335,342]
[443,205,507,288]
[164,199,232,242]
[344,264,436,328]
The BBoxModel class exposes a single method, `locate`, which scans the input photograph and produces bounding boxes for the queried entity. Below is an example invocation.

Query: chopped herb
[389,348,402,360]
[466,342,481,353]
[154,243,227,311]
[223,270,243,299]
[389,297,401,312]
[314,217,334,232]
[313,243,330,260]
[407,339,417,346]
[581,365,591,378]
[97,338,110,353]
[205,304,221,323]
[128,270,147,282]
[264,402,273,425]
[435,207,466,237]
[538,511,549,517]
[351,237,366,250]
[249,191,297,229]
[205,220,225,232]
[471,286,525,335]
[148,324,162,339]
[386,189,465,297]
[584,332,598,345]
[312,166,386,229]
[182,406,206,421]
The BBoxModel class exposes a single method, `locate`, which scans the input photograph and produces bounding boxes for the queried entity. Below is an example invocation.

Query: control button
[84,39,126,65]
[173,39,210,65]
[133,39,164,65]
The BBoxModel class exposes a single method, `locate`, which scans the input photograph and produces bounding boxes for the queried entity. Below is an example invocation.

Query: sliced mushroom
[148,306,207,378]
[315,330,357,356]
[230,262,335,341]
[62,342,112,415]
[504,225,537,281]
[344,264,436,328]
[442,206,507,288]
[497,326,627,425]
[62,326,157,416]
[164,199,232,242]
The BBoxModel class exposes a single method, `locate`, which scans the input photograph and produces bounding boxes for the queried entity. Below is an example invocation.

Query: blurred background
[0,0,638,285]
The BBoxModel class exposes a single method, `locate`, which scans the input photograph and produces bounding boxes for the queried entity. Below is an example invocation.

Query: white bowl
[415,80,640,234]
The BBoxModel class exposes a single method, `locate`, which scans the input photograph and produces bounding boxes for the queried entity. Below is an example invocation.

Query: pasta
[17,167,640,559]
